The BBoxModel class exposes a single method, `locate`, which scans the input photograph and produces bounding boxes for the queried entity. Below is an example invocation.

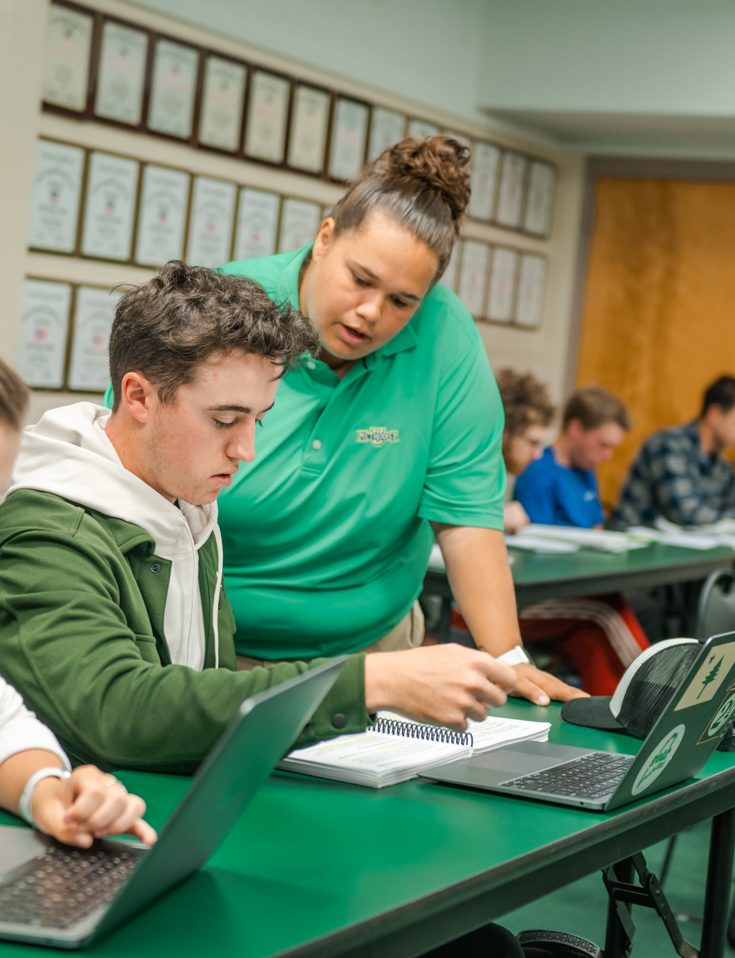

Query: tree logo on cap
[698,656,723,699]
[631,724,685,797]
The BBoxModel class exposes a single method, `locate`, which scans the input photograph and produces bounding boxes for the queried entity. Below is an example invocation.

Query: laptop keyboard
[500,751,635,800]
[0,843,141,929]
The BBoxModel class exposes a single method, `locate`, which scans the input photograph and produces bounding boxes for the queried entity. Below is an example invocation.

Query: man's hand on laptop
[511,663,588,706]
[364,644,517,730]
[32,765,157,848]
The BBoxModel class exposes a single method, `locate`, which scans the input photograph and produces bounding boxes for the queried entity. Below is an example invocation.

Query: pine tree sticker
[697,655,724,699]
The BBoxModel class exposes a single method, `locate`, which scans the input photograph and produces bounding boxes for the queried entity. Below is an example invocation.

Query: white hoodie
[8,402,222,670]
[0,677,69,768]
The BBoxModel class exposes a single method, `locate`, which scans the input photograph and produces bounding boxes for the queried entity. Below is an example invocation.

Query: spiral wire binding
[372,717,473,748]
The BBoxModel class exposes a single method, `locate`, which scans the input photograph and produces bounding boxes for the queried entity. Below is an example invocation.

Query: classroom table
[1,701,733,958]
[425,541,735,608]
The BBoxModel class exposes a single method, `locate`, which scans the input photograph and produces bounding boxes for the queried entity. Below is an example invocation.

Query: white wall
[3,0,586,422]
[478,0,735,116]
[134,0,491,127]
[479,152,585,395]
[138,0,735,155]
[131,0,585,399]
[0,1,48,375]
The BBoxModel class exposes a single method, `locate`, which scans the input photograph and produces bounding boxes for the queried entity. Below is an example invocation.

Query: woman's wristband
[18,767,71,828]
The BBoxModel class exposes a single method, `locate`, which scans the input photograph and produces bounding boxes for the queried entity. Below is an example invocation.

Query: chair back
[697,569,735,641]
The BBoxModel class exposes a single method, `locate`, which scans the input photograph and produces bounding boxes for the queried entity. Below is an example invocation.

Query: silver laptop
[0,658,346,948]
[422,632,735,811]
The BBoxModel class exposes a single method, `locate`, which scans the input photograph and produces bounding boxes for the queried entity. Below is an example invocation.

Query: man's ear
[565,417,583,441]
[312,216,335,261]
[704,404,722,429]
[119,372,156,424]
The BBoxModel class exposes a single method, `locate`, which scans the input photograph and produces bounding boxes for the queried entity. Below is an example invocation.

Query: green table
[1,701,733,957]
[508,541,735,606]
[425,541,735,609]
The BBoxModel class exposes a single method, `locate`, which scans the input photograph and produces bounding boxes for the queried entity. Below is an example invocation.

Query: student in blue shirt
[514,386,629,527]
[512,385,649,695]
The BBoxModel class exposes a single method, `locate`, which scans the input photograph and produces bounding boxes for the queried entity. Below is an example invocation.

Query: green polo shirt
[215,246,506,659]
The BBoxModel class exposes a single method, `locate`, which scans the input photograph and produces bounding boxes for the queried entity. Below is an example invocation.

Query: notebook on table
[421,632,735,811]
[0,658,346,949]
[280,711,551,788]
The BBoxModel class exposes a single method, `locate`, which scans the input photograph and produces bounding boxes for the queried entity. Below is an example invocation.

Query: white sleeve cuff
[496,645,532,666]
[0,679,70,768]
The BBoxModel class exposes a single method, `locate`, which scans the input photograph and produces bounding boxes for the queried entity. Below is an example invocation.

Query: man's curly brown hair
[109,261,318,409]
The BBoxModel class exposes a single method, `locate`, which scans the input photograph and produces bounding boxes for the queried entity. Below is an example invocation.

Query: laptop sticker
[631,724,685,796]
[675,646,735,711]
[697,685,735,746]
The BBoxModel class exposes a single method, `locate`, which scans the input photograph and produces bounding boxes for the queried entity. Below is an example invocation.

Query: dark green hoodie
[0,403,367,772]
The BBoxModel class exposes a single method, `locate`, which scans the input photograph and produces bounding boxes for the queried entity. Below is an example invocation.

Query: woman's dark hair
[0,358,29,430]
[109,260,318,409]
[330,135,471,282]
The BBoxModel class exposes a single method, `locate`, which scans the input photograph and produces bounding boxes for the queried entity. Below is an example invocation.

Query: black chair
[695,568,735,641]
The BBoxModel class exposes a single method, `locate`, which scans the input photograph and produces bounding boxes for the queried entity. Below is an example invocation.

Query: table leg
[603,858,635,958]
[700,808,735,958]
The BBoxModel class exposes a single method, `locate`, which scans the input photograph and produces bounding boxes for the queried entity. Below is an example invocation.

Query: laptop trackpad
[0,826,48,873]
[424,741,592,788]
[490,740,592,772]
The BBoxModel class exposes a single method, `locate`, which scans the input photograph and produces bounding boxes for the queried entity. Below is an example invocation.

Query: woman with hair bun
[218,135,583,708]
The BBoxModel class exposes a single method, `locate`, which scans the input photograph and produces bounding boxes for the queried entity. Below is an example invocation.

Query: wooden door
[576,172,735,511]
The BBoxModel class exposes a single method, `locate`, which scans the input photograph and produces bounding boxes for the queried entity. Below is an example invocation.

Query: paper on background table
[505,535,578,554]
[640,516,735,549]
[628,526,723,551]
[517,524,646,553]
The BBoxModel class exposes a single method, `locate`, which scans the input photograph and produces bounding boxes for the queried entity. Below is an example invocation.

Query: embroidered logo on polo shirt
[356,426,400,447]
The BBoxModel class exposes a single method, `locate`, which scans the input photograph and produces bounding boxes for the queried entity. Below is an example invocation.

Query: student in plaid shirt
[613,376,735,529]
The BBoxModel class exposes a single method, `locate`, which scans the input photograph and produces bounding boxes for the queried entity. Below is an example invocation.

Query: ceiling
[483,110,735,158]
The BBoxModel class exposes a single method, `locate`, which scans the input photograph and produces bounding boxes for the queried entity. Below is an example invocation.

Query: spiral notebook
[279,712,551,788]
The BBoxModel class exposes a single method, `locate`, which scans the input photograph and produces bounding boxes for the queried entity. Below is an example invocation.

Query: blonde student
[0,357,155,848]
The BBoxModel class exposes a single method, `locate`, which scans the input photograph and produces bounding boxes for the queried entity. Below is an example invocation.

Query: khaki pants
[236,601,425,670]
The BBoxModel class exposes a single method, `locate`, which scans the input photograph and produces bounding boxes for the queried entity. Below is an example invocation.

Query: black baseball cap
[561,638,701,737]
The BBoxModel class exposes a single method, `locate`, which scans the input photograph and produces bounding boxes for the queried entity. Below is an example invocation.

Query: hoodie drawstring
[212,525,223,669]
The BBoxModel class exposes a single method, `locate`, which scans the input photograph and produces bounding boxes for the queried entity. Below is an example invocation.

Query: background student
[494,368,555,534]
[513,385,629,527]
[511,383,649,694]
[613,374,735,528]
[218,136,582,707]
[0,357,155,848]
[0,264,517,774]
